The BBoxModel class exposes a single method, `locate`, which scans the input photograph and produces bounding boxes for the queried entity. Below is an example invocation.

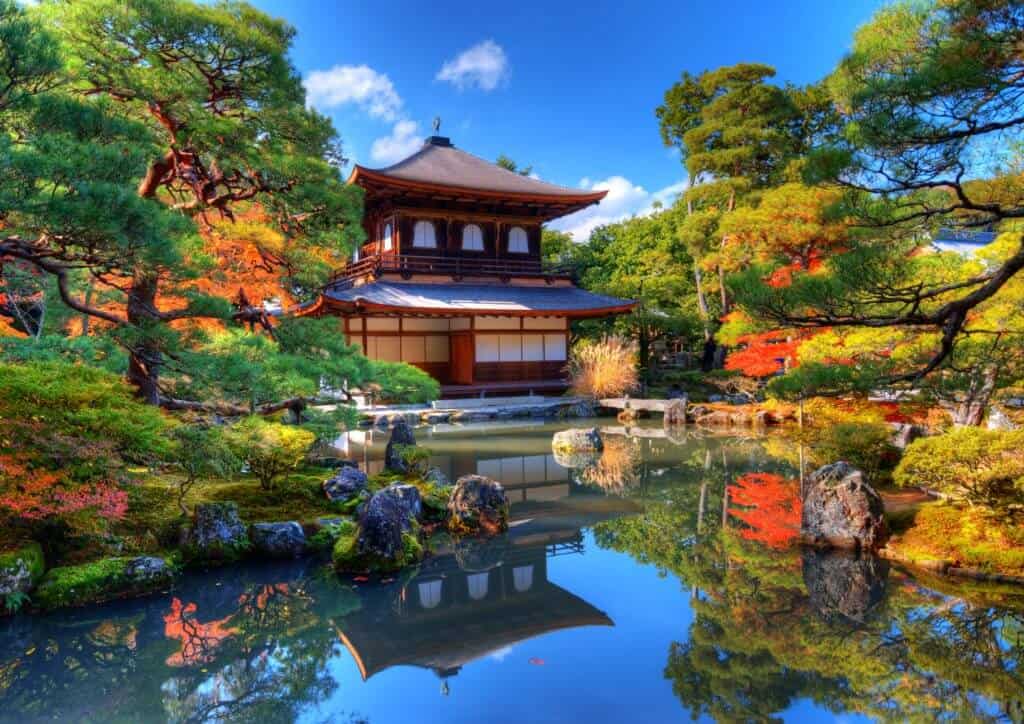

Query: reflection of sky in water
[1,420,1019,724]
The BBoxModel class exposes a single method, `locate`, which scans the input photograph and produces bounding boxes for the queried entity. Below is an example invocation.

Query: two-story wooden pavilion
[304,134,635,396]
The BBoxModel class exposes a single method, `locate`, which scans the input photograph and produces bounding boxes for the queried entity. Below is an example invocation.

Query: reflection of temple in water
[341,423,586,511]
[337,520,617,682]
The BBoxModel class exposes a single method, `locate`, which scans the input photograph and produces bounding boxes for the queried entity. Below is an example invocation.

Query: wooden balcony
[329,254,573,289]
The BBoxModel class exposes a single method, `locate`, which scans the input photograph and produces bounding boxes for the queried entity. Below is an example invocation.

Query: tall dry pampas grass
[568,336,639,399]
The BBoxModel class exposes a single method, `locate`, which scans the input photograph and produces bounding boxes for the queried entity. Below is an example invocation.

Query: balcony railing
[328,254,573,288]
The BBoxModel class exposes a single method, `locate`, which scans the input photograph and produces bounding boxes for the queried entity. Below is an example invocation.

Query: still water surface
[1,420,1021,722]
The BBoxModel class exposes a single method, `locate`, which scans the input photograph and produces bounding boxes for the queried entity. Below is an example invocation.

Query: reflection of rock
[552,448,602,469]
[552,427,603,454]
[384,418,417,472]
[323,466,368,502]
[250,522,307,558]
[803,548,889,623]
[801,462,887,551]
[448,475,510,535]
[453,535,508,572]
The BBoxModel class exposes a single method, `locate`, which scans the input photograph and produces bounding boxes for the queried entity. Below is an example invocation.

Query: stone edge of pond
[877,546,1024,586]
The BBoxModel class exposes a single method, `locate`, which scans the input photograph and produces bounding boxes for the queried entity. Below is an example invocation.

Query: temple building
[304,134,635,396]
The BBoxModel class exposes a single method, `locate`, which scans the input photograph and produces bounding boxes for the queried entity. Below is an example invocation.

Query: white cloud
[436,40,509,91]
[370,120,422,165]
[551,176,689,241]
[304,64,402,121]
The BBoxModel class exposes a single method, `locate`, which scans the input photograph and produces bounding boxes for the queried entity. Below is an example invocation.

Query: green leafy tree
[738,0,1024,388]
[495,154,533,176]
[658,63,814,368]
[1,0,362,407]
[169,424,239,515]
[571,210,701,379]
[226,416,314,491]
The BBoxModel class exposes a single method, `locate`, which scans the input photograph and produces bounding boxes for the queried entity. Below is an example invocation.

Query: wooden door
[450,333,474,385]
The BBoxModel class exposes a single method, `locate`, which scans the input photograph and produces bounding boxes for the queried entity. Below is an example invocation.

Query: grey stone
[323,466,368,502]
[891,423,925,449]
[551,427,603,454]
[250,522,307,558]
[801,462,888,551]
[124,556,171,582]
[181,502,250,560]
[358,490,418,560]
[0,544,43,597]
[448,474,510,534]
[383,483,423,523]
[424,467,450,487]
[384,418,417,472]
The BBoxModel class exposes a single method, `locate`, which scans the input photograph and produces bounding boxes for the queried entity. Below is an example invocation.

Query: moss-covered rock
[0,543,45,612]
[331,491,426,574]
[447,475,510,536]
[180,502,251,564]
[33,556,176,611]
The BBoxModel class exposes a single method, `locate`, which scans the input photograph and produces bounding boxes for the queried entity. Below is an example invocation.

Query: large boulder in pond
[323,466,368,502]
[801,462,887,551]
[552,427,603,455]
[383,483,422,521]
[181,502,251,562]
[384,418,417,473]
[448,474,510,535]
[250,522,307,558]
[802,548,888,623]
[332,490,423,573]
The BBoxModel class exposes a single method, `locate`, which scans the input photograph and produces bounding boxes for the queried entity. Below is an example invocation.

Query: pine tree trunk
[126,272,162,405]
[952,366,997,426]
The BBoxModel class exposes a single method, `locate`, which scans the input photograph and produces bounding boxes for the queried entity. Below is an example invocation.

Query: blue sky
[251,0,885,239]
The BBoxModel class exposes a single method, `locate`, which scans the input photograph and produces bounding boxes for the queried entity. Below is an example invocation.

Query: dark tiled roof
[323,280,634,314]
[352,139,601,198]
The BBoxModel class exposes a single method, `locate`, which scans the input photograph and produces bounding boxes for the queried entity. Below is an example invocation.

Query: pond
[1,419,1021,723]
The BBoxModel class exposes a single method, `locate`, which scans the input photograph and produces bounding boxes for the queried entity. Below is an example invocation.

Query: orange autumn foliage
[163,598,239,667]
[728,472,802,549]
[724,331,806,378]
[0,452,128,521]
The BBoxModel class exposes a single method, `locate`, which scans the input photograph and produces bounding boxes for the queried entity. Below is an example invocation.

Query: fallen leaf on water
[528,658,545,666]
[353,575,369,582]
[25,647,36,656]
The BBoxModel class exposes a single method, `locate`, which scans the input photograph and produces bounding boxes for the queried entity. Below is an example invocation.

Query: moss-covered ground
[885,501,1024,577]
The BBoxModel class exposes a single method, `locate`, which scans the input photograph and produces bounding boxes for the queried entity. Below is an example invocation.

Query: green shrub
[227,416,315,491]
[811,421,898,483]
[894,428,1024,512]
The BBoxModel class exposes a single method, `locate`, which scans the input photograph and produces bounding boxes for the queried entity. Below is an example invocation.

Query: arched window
[508,226,529,253]
[418,580,442,609]
[462,223,484,251]
[466,572,489,600]
[413,220,436,248]
[512,565,534,593]
[381,222,393,252]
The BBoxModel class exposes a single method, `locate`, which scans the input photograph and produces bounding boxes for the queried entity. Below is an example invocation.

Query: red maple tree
[728,472,802,549]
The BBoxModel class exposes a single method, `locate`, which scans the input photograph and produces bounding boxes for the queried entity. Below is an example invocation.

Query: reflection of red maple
[728,472,802,549]
[163,598,239,667]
